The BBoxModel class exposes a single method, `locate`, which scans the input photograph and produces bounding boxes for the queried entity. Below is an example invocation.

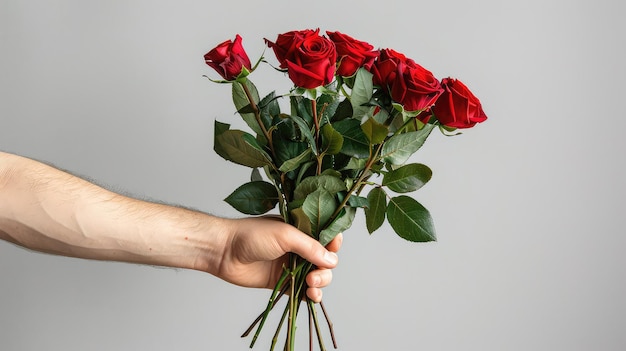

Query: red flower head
[371,49,443,112]
[204,34,252,81]
[266,29,337,89]
[326,31,379,77]
[431,78,488,129]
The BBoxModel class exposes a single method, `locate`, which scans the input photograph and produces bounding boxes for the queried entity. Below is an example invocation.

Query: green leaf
[241,133,273,159]
[274,114,298,140]
[317,91,340,124]
[214,120,230,135]
[350,68,374,119]
[224,181,279,215]
[232,80,264,140]
[214,127,272,168]
[321,123,344,155]
[331,98,353,122]
[273,138,308,167]
[347,195,368,208]
[380,123,436,165]
[341,157,367,170]
[302,189,337,237]
[278,148,313,172]
[293,174,347,200]
[290,95,314,126]
[286,114,318,155]
[290,207,312,236]
[365,187,387,234]
[386,196,436,242]
[333,119,370,158]
[361,117,389,145]
[258,91,281,132]
[319,206,356,246]
[250,168,263,182]
[372,104,391,124]
[383,163,432,193]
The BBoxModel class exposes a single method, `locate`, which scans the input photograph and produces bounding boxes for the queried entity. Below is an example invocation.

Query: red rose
[326,31,379,77]
[204,34,252,81]
[265,29,319,69]
[432,78,488,129]
[370,48,411,86]
[371,49,443,112]
[266,29,337,89]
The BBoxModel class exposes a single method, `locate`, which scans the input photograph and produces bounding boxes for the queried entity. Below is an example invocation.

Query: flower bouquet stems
[203,29,487,350]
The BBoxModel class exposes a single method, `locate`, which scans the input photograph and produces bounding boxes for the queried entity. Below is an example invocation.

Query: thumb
[279,227,338,269]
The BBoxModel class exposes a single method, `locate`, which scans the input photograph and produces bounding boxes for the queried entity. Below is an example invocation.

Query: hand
[216,217,342,302]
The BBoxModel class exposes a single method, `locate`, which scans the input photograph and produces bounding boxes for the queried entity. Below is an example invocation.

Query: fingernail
[324,251,338,265]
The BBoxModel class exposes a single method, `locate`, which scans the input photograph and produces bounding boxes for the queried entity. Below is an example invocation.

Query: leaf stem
[327,142,384,224]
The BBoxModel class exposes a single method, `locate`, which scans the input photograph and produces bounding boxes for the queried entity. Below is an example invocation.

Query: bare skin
[0,151,341,302]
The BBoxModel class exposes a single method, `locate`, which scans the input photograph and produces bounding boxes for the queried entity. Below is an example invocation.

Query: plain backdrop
[1,1,625,350]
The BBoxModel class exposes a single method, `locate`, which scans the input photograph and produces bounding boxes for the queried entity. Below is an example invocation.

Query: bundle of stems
[241,253,337,351]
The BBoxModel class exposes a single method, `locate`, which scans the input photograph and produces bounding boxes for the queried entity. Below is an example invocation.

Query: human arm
[0,151,340,301]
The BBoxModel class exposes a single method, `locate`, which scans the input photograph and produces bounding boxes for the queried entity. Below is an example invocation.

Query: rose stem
[309,305,314,351]
[239,81,272,148]
[249,268,291,348]
[308,300,327,351]
[310,98,324,176]
[320,301,338,349]
[287,255,297,349]
[270,300,290,351]
[327,142,384,224]
[241,283,289,337]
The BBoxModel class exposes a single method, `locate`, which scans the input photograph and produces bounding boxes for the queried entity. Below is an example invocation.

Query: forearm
[0,151,227,273]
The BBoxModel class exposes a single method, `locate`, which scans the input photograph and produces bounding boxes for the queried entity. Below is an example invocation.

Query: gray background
[1,0,624,350]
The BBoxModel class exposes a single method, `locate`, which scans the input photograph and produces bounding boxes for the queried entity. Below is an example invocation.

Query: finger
[306,287,323,303]
[325,232,343,253]
[278,227,338,269]
[306,268,333,288]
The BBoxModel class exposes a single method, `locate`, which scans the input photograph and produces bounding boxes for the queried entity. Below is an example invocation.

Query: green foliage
[361,117,389,145]
[232,80,264,141]
[381,123,436,165]
[319,206,355,246]
[387,196,436,242]
[215,69,443,245]
[365,187,386,234]
[321,123,344,155]
[350,68,374,119]
[333,119,370,158]
[224,181,279,215]
[214,121,272,168]
[383,163,432,193]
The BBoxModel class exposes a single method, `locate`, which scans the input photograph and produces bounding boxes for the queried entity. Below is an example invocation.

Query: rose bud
[432,78,488,129]
[204,34,252,81]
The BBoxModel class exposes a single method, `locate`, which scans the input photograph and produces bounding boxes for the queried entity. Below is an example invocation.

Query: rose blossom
[204,34,252,81]
[371,48,443,112]
[326,31,379,77]
[266,29,337,89]
[264,29,319,69]
[431,78,488,129]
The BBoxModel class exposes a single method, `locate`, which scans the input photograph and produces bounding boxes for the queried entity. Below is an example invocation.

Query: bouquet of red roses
[204,29,487,350]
